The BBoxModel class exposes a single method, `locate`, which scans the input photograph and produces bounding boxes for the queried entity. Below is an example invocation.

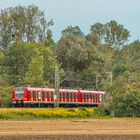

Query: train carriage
[12,86,106,107]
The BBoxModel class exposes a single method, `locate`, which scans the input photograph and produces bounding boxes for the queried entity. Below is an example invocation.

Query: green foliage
[24,56,45,86]
[120,40,140,72]
[45,29,55,48]
[1,42,58,86]
[1,42,39,85]
[0,86,12,107]
[95,104,111,116]
[88,20,130,48]
[39,46,59,86]
[62,26,83,37]
[56,33,96,73]
[113,63,127,77]
[104,20,130,48]
[0,5,53,49]
[87,22,104,45]
[110,91,140,117]
[0,4,139,118]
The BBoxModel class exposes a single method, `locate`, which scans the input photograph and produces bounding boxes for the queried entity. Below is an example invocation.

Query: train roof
[15,86,105,94]
[25,87,78,92]
[59,89,78,92]
[79,90,105,94]
[25,87,55,92]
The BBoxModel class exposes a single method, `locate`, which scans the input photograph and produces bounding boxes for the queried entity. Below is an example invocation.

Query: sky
[0,0,140,42]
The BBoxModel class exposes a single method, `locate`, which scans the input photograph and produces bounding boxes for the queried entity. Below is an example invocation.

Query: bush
[0,86,13,107]
[95,103,111,116]
[110,91,140,117]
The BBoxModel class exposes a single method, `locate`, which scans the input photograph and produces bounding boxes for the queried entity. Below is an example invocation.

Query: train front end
[12,87,26,106]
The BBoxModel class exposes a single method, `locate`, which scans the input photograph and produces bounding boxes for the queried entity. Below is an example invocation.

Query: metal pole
[54,66,60,107]
[96,74,99,90]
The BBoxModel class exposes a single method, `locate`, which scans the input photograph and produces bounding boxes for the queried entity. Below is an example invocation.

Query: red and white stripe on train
[12,87,106,107]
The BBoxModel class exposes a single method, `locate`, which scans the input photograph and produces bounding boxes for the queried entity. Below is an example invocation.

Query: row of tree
[0,5,139,116]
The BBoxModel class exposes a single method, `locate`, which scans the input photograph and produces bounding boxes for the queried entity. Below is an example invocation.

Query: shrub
[95,103,111,116]
[110,91,140,117]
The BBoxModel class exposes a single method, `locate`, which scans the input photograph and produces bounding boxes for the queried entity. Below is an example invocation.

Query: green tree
[104,20,130,48]
[62,26,83,37]
[88,20,130,48]
[113,63,127,78]
[24,56,45,86]
[86,22,104,45]
[56,35,96,73]
[120,40,140,72]
[44,29,55,51]
[39,46,58,86]
[0,5,53,49]
[1,42,41,85]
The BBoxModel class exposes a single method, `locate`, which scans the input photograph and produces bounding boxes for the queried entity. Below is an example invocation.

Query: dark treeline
[0,5,139,117]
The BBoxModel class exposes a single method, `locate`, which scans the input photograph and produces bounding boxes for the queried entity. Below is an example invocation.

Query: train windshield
[15,87,24,98]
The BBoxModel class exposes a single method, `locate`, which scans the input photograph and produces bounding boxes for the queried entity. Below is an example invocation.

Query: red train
[12,86,106,107]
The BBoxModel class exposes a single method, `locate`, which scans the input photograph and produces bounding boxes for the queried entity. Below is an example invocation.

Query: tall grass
[0,108,96,119]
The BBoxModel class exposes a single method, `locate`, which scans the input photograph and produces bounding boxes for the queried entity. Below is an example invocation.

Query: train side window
[96,94,99,101]
[83,93,85,100]
[85,94,87,101]
[93,94,96,100]
[65,92,67,100]
[70,92,72,100]
[44,91,46,100]
[47,91,49,99]
[72,93,74,100]
[30,91,33,100]
[50,92,52,100]
[75,93,78,101]
[47,91,49,100]
[82,93,84,101]
[87,94,89,101]
[68,92,70,100]
[60,92,62,100]
[63,92,65,100]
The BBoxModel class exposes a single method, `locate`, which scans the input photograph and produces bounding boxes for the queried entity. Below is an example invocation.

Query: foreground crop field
[0,119,140,136]
[0,108,140,139]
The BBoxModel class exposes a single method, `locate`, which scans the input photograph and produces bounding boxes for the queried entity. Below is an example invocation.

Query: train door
[73,92,76,102]
[78,90,82,102]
